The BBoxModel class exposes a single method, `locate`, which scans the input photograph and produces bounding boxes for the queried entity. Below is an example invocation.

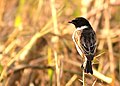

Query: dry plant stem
[65,74,77,86]
[93,69,112,84]
[64,59,112,84]
[4,29,19,52]
[50,0,58,33]
[50,0,59,43]
[54,51,60,86]
[104,1,115,85]
[50,0,60,86]
[4,40,17,54]
[20,69,32,86]
[82,70,85,86]
[33,0,43,23]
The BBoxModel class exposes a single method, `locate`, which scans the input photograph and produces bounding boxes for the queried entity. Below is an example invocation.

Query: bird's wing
[80,31,96,60]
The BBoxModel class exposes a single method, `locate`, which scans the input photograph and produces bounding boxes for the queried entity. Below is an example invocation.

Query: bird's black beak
[68,20,73,23]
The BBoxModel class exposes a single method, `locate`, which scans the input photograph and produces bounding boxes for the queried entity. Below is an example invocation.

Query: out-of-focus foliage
[0,0,120,86]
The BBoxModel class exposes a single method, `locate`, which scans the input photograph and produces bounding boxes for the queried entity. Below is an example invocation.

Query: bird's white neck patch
[76,25,88,31]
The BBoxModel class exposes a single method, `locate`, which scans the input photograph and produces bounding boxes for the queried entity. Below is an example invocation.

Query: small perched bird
[69,17,97,74]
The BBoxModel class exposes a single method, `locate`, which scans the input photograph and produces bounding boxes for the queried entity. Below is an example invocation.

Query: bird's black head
[69,17,91,28]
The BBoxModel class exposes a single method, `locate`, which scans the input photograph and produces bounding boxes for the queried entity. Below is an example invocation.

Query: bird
[69,17,97,74]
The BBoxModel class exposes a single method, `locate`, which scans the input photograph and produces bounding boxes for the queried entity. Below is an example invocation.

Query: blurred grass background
[0,0,120,86]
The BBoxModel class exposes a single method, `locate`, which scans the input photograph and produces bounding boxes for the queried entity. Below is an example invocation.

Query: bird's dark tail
[84,60,93,74]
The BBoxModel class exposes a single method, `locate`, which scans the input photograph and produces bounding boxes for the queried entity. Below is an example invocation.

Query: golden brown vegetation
[0,0,120,86]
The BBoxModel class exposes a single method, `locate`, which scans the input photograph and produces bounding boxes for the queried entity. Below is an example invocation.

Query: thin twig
[82,70,85,86]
